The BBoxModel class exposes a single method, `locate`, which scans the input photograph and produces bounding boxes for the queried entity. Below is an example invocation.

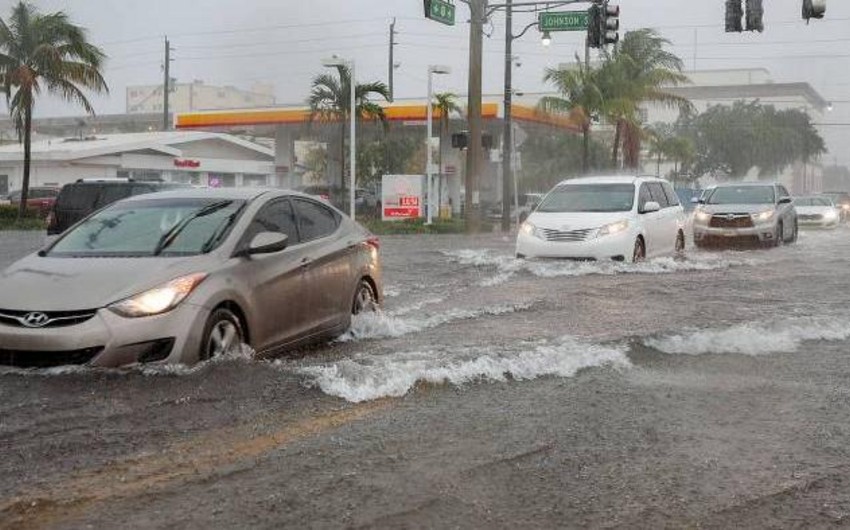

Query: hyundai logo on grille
[21,312,50,328]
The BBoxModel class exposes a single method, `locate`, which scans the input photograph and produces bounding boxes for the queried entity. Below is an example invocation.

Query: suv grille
[709,214,753,229]
[541,228,595,242]
[0,309,97,329]
[0,347,104,368]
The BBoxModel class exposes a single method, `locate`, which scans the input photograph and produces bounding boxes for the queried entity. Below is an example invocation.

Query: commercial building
[126,80,276,114]
[0,131,275,193]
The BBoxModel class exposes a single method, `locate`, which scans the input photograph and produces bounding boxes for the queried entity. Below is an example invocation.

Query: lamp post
[426,65,452,225]
[322,56,357,221]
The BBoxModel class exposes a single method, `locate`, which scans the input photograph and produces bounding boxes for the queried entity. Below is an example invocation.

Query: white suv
[516,176,686,262]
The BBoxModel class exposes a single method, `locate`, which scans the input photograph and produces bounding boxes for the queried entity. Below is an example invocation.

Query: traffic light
[725,0,743,32]
[745,0,764,32]
[587,4,602,49]
[802,0,826,21]
[601,1,620,46]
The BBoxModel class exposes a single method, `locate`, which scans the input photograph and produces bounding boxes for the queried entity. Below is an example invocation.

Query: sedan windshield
[47,198,245,257]
[536,184,635,213]
[706,186,775,205]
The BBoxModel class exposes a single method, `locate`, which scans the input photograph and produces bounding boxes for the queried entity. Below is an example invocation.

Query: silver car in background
[795,196,841,228]
[0,188,382,368]
[693,182,797,248]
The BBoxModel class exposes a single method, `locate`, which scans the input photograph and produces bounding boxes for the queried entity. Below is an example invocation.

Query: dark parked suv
[47,179,189,235]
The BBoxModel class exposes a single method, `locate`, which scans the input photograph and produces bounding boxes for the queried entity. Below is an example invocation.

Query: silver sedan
[0,188,382,368]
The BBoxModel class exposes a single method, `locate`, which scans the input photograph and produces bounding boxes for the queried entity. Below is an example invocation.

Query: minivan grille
[541,228,595,242]
[709,214,753,229]
[0,309,97,329]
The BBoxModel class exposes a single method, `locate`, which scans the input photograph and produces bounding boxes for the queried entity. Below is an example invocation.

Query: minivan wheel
[352,280,377,315]
[201,308,244,361]
[675,231,686,256]
[774,221,784,247]
[632,237,646,263]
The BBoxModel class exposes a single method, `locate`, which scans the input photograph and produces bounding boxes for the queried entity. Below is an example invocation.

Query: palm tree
[308,66,389,210]
[540,58,604,174]
[0,2,107,218]
[433,92,460,216]
[602,29,691,169]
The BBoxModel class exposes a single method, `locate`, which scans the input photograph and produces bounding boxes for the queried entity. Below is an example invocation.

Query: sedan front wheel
[200,308,245,361]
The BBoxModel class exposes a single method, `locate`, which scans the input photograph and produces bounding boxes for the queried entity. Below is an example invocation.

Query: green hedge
[0,204,46,230]
[360,218,488,235]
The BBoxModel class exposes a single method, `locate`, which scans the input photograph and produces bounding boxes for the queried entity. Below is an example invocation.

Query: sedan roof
[120,187,290,203]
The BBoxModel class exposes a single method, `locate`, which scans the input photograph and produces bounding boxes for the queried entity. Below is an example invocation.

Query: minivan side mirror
[690,197,701,204]
[641,201,661,214]
[240,232,288,257]
[778,196,793,205]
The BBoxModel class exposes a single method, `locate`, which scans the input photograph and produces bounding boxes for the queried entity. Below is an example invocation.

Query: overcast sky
[3,0,850,163]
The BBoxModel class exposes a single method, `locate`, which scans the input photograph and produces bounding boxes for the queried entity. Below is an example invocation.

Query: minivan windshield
[706,186,775,205]
[536,184,635,213]
[47,198,245,257]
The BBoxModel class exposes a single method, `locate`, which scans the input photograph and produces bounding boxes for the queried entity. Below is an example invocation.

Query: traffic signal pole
[465,0,486,232]
[501,0,513,232]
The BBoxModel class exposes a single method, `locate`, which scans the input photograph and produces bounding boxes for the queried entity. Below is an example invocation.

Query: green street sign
[539,11,589,32]
[425,0,456,26]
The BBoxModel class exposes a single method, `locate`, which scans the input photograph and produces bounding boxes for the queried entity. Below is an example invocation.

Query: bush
[0,204,46,230]
[360,218,488,235]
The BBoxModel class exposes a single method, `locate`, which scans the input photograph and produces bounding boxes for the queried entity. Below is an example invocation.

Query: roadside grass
[0,205,47,231]
[360,217,490,235]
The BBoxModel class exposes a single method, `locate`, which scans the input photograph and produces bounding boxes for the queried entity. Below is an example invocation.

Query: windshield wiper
[200,203,246,254]
[153,201,233,256]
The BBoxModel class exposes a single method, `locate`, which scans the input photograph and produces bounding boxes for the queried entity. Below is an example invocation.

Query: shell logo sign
[382,175,424,221]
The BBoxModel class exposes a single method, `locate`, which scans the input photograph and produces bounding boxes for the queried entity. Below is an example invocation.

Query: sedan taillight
[366,236,381,251]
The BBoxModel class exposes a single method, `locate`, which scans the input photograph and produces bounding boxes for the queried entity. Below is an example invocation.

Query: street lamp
[426,64,452,225]
[541,31,552,47]
[322,55,357,221]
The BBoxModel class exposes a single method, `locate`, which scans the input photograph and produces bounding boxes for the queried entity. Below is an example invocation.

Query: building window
[243,174,268,187]
[208,172,236,188]
[173,172,202,185]
[133,169,163,182]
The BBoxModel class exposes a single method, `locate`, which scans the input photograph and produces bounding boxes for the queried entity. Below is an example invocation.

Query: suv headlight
[693,210,711,224]
[751,209,775,223]
[596,219,629,238]
[519,221,544,240]
[825,209,839,220]
[109,273,208,318]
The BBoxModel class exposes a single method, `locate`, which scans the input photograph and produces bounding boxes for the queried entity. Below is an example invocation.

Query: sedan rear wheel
[352,280,377,315]
[201,308,244,361]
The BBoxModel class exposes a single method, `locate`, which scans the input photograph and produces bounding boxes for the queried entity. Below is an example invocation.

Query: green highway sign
[539,11,589,32]
[425,0,456,26]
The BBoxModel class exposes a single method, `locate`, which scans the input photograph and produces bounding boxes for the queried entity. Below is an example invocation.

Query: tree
[307,66,389,211]
[601,29,691,169]
[0,2,107,218]
[519,130,611,192]
[540,58,604,173]
[432,92,460,212]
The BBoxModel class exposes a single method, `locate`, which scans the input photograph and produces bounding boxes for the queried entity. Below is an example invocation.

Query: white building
[0,131,276,192]
[127,80,276,114]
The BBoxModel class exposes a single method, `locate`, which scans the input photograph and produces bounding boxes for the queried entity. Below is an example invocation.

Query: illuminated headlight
[693,210,712,224]
[596,219,629,238]
[109,273,208,318]
[751,210,775,223]
[519,221,544,239]
[825,210,839,220]
[842,204,850,211]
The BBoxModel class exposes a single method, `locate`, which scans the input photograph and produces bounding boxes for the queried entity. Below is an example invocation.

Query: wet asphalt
[2,227,850,529]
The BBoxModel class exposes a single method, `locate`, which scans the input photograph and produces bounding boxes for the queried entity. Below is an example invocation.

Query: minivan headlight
[596,219,629,238]
[109,273,208,318]
[519,221,544,239]
[751,209,775,223]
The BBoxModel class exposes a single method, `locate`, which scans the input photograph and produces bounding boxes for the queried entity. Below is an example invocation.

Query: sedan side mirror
[240,232,288,257]
[778,196,793,205]
[641,201,661,214]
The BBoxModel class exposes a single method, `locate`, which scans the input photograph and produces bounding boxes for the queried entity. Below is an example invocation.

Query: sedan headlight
[109,273,208,318]
[519,221,544,240]
[751,209,775,223]
[596,219,629,238]
[693,210,712,224]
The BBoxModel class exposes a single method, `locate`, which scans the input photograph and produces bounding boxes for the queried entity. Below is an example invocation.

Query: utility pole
[388,18,397,102]
[465,0,486,232]
[162,37,172,131]
[501,0,513,232]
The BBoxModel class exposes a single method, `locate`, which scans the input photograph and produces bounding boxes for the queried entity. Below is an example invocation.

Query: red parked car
[8,187,60,215]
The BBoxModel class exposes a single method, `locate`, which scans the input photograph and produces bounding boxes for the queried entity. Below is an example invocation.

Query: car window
[647,183,669,208]
[56,185,99,211]
[293,198,339,241]
[777,186,790,199]
[638,184,653,210]
[662,183,680,207]
[95,185,135,207]
[246,198,300,245]
[536,184,635,213]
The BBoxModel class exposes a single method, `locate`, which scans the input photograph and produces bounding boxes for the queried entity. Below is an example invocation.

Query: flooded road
[3,228,850,528]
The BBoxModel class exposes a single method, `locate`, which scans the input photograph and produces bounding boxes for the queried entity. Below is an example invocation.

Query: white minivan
[516,176,686,262]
